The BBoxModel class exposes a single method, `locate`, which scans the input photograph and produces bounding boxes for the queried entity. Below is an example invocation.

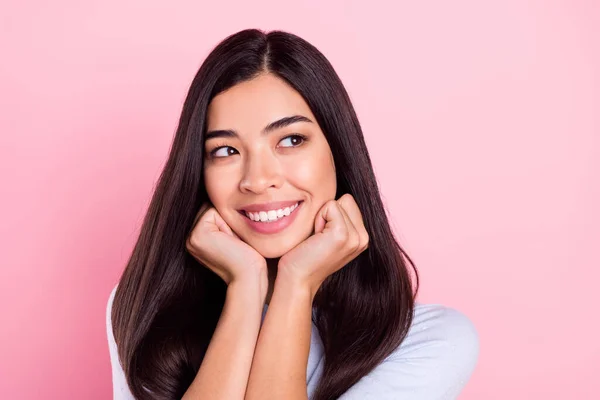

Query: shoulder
[106,283,118,339]
[397,302,480,361]
[339,302,480,399]
[386,303,480,397]
[106,283,119,363]
[107,284,118,318]
[106,283,136,399]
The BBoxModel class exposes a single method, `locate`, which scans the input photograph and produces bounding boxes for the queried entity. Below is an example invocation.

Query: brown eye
[210,146,238,158]
[279,134,306,148]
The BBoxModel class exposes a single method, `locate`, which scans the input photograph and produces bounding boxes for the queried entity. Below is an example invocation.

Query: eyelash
[208,134,308,158]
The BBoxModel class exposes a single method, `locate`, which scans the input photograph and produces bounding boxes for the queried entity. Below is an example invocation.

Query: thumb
[314,200,343,234]
[314,202,328,234]
[211,210,237,237]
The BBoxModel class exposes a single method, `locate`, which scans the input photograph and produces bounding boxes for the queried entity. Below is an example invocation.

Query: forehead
[206,74,315,132]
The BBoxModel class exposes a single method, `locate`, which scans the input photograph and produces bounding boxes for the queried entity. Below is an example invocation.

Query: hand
[277,194,369,297]
[186,203,267,288]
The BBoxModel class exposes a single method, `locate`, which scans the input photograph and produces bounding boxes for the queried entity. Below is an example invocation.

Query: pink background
[1,1,598,398]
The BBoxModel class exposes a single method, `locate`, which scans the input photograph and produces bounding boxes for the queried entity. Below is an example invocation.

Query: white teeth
[245,202,299,223]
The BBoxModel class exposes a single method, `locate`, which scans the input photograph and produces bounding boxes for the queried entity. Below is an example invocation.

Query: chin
[234,219,313,260]
[250,240,297,259]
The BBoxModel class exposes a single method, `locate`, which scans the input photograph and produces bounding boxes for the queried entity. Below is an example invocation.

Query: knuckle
[341,193,355,206]
[185,236,194,251]
[187,233,197,248]
[349,234,360,252]
[186,232,204,254]
[327,199,338,208]
[337,195,349,207]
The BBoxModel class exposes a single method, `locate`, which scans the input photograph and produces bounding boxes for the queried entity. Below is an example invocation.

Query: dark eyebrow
[205,115,313,141]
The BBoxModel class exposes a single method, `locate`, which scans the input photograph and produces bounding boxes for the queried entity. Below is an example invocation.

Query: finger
[315,200,344,234]
[335,200,355,233]
[215,217,235,236]
[314,201,330,234]
[211,210,238,238]
[337,195,369,251]
[337,194,364,226]
[336,195,359,235]
[336,202,360,251]
[188,203,211,247]
[193,202,211,226]
[321,200,358,252]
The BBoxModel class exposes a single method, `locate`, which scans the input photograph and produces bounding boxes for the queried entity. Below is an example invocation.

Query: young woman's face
[203,73,337,258]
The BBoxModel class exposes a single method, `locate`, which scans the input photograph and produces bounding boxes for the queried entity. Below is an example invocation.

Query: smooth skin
[245,194,369,400]
[183,204,268,399]
[182,73,368,399]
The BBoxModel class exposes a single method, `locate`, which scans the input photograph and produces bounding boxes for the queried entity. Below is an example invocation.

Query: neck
[264,258,279,306]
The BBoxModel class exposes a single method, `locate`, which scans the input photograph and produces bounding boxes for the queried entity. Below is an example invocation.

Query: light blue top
[107,284,479,399]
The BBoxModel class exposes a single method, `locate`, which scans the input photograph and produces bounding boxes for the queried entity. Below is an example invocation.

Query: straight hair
[112,28,419,399]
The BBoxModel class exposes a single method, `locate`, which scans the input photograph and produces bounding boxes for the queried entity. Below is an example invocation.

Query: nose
[239,150,284,194]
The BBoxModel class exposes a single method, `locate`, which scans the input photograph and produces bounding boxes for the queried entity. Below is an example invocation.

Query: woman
[107,28,479,399]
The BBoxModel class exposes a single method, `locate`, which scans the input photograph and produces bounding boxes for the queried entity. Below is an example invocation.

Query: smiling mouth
[238,201,303,223]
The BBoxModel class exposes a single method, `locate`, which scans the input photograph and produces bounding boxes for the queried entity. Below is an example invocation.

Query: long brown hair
[111,28,419,399]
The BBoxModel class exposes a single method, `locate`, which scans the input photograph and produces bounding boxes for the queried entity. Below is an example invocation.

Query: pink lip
[240,201,303,235]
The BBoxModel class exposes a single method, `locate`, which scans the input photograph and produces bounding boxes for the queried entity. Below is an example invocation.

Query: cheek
[287,149,337,200]
[203,167,236,206]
